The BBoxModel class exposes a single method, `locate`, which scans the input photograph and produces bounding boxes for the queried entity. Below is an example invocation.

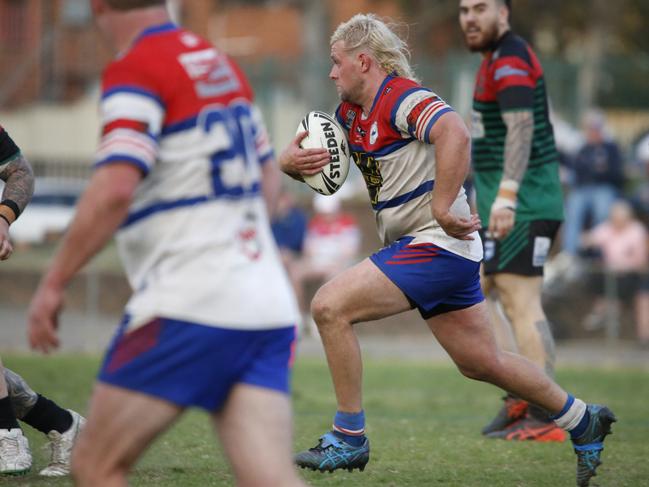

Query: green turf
[0,354,646,486]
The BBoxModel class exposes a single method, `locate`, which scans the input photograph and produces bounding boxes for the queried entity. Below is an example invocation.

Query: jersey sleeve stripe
[258,151,274,165]
[101,92,165,136]
[103,119,157,141]
[96,129,158,171]
[390,87,431,131]
[102,85,165,108]
[422,107,453,143]
[94,154,150,175]
[415,101,450,141]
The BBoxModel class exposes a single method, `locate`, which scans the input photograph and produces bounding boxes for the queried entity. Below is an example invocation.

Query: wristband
[0,199,21,225]
[492,179,518,211]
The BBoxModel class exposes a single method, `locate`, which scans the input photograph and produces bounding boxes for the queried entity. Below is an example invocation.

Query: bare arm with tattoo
[4,368,38,419]
[488,110,533,239]
[0,154,35,260]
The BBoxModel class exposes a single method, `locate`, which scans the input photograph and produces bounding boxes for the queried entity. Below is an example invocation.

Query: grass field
[0,354,647,486]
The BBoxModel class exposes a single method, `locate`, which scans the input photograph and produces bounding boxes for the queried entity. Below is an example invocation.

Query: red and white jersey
[335,75,482,262]
[96,23,298,331]
[304,213,361,268]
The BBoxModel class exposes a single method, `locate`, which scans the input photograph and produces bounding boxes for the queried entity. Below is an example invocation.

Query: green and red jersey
[471,31,563,223]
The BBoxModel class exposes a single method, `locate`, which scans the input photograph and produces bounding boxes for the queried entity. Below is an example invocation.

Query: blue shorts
[98,316,296,412]
[370,237,484,319]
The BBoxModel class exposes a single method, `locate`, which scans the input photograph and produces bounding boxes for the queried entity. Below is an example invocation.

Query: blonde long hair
[330,13,418,82]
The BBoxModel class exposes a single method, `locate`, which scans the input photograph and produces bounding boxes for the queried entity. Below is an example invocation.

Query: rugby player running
[280,13,615,487]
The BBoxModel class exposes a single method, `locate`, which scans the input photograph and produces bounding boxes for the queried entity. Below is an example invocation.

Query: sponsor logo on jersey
[178,48,240,98]
[369,121,378,145]
[345,109,356,127]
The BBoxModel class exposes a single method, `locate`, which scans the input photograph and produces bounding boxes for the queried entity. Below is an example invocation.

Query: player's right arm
[279,105,348,181]
[489,44,537,239]
[278,132,330,180]
[28,60,158,353]
[28,163,142,352]
[0,127,35,260]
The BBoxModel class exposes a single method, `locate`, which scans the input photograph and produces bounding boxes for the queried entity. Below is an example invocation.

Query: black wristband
[0,199,20,219]
[0,214,10,226]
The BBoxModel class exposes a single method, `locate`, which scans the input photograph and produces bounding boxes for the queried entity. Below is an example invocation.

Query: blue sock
[332,410,365,446]
[570,409,591,440]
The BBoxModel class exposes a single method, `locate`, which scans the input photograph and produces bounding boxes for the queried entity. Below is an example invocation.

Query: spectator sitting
[562,109,625,256]
[296,193,361,333]
[581,200,649,347]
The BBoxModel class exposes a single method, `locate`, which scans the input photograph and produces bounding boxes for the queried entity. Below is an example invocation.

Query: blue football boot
[295,432,369,473]
[571,404,617,486]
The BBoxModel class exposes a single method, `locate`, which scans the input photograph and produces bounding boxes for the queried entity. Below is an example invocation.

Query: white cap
[313,193,342,214]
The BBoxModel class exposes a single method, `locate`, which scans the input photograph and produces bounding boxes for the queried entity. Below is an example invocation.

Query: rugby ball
[296,111,350,195]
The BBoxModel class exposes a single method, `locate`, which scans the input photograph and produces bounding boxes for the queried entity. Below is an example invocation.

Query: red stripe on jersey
[407,98,440,130]
[416,101,446,139]
[392,252,438,259]
[103,119,150,136]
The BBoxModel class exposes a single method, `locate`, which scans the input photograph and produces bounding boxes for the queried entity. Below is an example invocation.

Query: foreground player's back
[97,23,299,330]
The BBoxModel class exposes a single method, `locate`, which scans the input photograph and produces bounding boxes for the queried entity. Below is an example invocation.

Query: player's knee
[311,289,337,327]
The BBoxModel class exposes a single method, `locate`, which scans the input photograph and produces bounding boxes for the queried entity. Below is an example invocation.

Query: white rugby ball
[296,111,350,195]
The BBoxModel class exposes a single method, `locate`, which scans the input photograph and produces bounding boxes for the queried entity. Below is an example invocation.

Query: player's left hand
[437,212,481,240]
[27,282,64,353]
[0,219,13,261]
[488,207,515,240]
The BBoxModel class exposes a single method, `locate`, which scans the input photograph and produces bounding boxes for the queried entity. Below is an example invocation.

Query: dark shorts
[98,316,296,412]
[481,220,562,276]
[370,236,484,319]
[588,271,649,298]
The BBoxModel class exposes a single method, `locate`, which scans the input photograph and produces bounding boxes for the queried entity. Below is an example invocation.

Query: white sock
[552,395,587,431]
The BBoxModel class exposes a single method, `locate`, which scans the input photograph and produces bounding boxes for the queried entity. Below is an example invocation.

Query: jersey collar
[365,74,395,118]
[135,22,179,43]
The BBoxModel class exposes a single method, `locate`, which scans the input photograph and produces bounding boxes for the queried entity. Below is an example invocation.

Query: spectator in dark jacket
[562,110,625,255]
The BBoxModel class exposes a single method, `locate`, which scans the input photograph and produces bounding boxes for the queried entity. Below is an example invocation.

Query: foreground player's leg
[0,363,31,475]
[295,258,411,472]
[214,383,306,486]
[427,302,616,486]
[71,383,183,487]
[4,367,85,476]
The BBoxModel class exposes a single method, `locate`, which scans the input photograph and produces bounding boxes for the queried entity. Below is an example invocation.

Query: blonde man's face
[329,41,364,105]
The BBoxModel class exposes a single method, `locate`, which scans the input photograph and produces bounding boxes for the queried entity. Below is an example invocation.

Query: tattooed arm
[0,154,35,260]
[488,110,533,239]
[4,368,38,419]
[0,153,35,213]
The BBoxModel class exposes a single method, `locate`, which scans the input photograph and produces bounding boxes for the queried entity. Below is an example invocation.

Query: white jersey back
[96,23,298,331]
